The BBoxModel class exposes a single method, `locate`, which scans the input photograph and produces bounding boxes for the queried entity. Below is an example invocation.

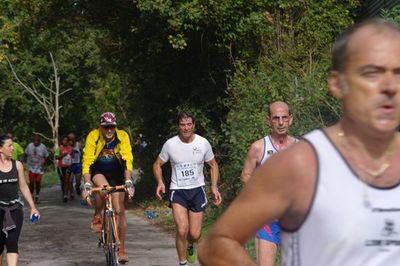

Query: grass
[41,167,61,187]
[134,199,176,233]
[21,166,61,188]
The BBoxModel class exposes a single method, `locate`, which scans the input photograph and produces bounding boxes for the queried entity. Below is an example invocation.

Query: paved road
[15,185,201,266]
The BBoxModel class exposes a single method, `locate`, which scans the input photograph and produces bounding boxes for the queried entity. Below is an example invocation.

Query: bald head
[268,101,290,117]
[332,18,400,74]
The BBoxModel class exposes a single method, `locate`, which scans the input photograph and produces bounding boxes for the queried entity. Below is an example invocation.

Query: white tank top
[281,129,400,266]
[259,136,298,165]
[259,136,277,165]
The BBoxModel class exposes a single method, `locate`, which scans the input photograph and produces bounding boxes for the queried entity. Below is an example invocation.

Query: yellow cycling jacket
[82,128,133,175]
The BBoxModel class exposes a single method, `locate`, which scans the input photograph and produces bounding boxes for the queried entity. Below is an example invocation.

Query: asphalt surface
[14,185,201,266]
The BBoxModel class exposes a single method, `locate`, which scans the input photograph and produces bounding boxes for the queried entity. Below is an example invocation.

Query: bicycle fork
[99,209,120,249]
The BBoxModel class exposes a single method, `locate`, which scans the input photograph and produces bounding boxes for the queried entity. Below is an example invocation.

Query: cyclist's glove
[84,182,92,194]
[125,179,134,188]
[125,179,135,198]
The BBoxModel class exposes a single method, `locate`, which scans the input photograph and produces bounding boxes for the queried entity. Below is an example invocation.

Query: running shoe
[118,249,129,264]
[90,215,102,233]
[186,244,196,264]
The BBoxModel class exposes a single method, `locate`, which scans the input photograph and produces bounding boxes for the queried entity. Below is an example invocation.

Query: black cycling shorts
[90,164,124,186]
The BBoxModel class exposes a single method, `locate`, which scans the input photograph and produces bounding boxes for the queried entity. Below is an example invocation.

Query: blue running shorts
[70,163,82,175]
[256,220,280,245]
[169,186,207,212]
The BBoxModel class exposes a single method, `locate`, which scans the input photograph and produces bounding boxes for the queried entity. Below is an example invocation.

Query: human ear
[329,71,344,99]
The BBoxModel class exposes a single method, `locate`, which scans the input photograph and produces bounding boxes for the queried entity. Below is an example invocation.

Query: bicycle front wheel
[105,213,118,266]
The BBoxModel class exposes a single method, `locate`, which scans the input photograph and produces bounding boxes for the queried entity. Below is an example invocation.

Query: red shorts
[29,172,43,183]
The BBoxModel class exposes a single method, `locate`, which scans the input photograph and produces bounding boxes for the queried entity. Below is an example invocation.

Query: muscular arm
[207,158,222,205]
[240,140,263,183]
[198,141,316,265]
[153,157,166,199]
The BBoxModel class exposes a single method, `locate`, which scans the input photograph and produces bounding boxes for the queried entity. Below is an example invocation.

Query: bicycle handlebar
[85,184,133,207]
[91,185,126,193]
[86,185,124,207]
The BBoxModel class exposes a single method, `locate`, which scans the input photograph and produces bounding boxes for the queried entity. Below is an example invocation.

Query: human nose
[381,73,399,96]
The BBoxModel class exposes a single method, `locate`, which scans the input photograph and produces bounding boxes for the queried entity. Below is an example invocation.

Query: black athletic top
[0,160,19,205]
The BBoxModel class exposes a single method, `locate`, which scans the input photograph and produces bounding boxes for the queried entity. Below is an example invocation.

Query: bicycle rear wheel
[105,213,118,266]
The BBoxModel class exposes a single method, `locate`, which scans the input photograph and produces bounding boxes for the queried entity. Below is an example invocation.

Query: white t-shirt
[159,134,215,190]
[71,142,82,164]
[25,143,49,174]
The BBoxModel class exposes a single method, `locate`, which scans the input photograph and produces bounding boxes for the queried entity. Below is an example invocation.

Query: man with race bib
[153,112,222,266]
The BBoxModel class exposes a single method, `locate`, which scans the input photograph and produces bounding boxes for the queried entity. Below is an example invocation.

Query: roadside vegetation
[3,1,400,255]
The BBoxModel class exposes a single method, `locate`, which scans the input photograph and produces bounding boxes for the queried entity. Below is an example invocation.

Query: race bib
[62,154,72,166]
[175,162,198,187]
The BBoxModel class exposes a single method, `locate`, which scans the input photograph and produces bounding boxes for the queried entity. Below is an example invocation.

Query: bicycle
[87,184,126,266]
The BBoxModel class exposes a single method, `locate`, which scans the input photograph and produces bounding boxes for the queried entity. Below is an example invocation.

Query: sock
[179,260,188,266]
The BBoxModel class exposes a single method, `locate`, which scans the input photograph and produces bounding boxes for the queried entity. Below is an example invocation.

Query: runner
[81,112,134,263]
[0,134,39,266]
[54,135,73,203]
[68,132,82,197]
[198,18,400,265]
[153,112,222,266]
[240,101,296,266]
[24,134,49,203]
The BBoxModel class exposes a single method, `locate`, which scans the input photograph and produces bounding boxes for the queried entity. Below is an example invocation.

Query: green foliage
[381,5,400,24]
[0,0,362,209]
[42,167,60,188]
[220,0,358,201]
[0,0,123,142]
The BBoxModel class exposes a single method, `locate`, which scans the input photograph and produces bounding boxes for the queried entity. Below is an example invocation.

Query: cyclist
[81,112,134,264]
[153,112,222,266]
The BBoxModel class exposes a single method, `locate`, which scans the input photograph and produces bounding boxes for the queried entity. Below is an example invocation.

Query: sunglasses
[102,125,116,130]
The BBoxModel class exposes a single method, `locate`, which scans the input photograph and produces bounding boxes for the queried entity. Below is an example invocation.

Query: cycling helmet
[100,112,117,126]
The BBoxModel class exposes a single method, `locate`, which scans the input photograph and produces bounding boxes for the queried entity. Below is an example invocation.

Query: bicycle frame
[90,185,125,266]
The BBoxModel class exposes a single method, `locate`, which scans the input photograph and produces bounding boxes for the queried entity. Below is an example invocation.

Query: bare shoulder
[247,138,265,158]
[256,139,317,228]
[15,160,25,172]
[261,139,316,174]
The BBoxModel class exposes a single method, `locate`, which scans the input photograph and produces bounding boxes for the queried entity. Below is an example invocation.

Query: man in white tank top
[240,101,296,266]
[199,18,400,266]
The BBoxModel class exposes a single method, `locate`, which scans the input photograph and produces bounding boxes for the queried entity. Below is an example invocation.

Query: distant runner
[24,134,49,203]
